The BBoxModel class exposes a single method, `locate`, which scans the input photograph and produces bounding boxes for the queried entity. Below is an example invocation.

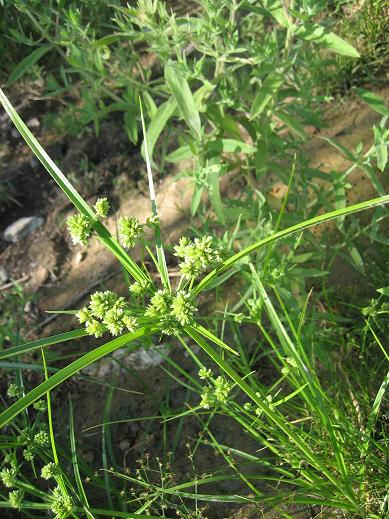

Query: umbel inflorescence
[68,199,224,337]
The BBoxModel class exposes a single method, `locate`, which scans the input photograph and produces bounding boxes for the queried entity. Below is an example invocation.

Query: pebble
[119,439,131,451]
[0,266,9,284]
[2,216,44,243]
[27,117,40,128]
[24,301,32,313]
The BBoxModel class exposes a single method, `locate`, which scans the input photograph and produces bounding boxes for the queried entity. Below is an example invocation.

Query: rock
[124,346,167,370]
[27,117,40,128]
[0,266,8,284]
[3,216,44,243]
[24,301,33,313]
[119,439,131,451]
[82,345,168,378]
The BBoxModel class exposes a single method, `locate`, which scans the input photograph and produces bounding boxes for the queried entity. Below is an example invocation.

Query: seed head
[8,489,24,510]
[94,197,110,218]
[76,306,92,324]
[129,279,150,297]
[118,216,143,248]
[122,315,138,333]
[41,462,59,480]
[50,486,73,518]
[34,430,49,447]
[7,383,21,399]
[170,290,197,326]
[66,214,92,246]
[89,291,118,319]
[85,319,105,338]
[0,468,17,488]
[174,235,223,280]
[33,399,47,412]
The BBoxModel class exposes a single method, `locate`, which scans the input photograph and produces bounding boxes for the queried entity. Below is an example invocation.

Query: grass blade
[0,329,88,360]
[0,327,157,428]
[140,98,170,290]
[0,88,147,283]
[193,194,389,295]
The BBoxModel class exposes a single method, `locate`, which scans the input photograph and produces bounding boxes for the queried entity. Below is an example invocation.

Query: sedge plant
[0,83,388,518]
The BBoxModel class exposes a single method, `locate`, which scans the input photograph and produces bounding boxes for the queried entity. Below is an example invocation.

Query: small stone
[0,266,8,283]
[24,301,32,313]
[27,117,40,128]
[3,216,44,243]
[119,439,130,451]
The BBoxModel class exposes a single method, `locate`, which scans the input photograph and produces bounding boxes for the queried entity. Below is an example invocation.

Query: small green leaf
[276,110,307,140]
[250,73,283,120]
[355,88,389,116]
[165,61,201,138]
[377,286,389,296]
[206,138,257,155]
[208,167,225,224]
[165,145,194,163]
[191,184,204,216]
[141,96,176,162]
[124,110,138,144]
[375,142,388,172]
[295,23,360,58]
[6,44,52,86]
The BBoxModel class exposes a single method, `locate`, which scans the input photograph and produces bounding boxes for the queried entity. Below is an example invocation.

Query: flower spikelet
[50,486,73,518]
[118,216,143,248]
[85,319,104,338]
[94,197,110,218]
[9,489,24,509]
[171,290,197,326]
[41,462,59,480]
[89,291,118,319]
[66,214,92,246]
[0,467,17,488]
[129,279,150,297]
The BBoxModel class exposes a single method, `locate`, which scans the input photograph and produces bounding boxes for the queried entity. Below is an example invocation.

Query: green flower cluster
[76,290,138,338]
[6,383,21,399]
[129,279,150,297]
[41,462,59,480]
[174,235,223,279]
[8,489,24,509]
[94,197,110,218]
[145,289,197,335]
[200,376,233,409]
[15,427,49,462]
[50,486,73,518]
[118,216,143,248]
[66,214,93,246]
[0,467,17,488]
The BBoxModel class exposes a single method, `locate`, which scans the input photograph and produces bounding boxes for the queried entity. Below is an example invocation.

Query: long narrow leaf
[193,194,389,295]
[0,88,147,283]
[0,327,157,428]
[0,329,87,360]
